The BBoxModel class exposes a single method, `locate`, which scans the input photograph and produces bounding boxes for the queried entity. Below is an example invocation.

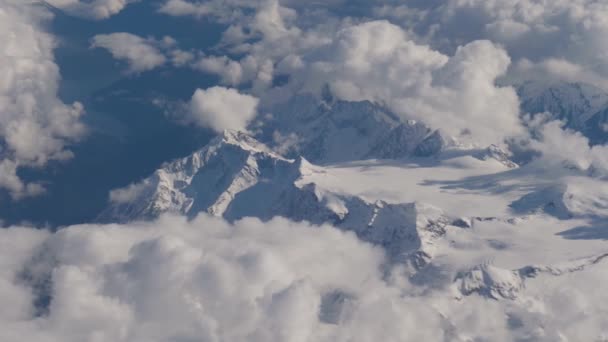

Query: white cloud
[158,0,290,25]
[526,117,608,177]
[168,49,195,67]
[193,55,245,86]
[188,87,259,133]
[416,0,608,90]
[0,2,86,198]
[402,39,523,145]
[294,21,523,145]
[109,179,151,204]
[1,215,608,340]
[157,0,608,96]
[158,0,213,18]
[91,33,199,73]
[46,0,134,20]
[91,33,167,73]
[0,215,443,341]
[158,1,525,145]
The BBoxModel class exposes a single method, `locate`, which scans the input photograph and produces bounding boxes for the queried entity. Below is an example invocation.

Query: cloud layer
[0,215,441,342]
[368,0,608,90]
[153,1,524,145]
[0,214,608,341]
[151,0,608,147]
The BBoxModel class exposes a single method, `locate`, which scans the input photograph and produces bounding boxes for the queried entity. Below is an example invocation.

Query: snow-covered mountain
[99,88,608,306]
[518,81,608,128]
[101,127,608,284]
[253,96,448,164]
[57,119,608,339]
[101,130,456,267]
[518,81,608,144]
[100,131,294,221]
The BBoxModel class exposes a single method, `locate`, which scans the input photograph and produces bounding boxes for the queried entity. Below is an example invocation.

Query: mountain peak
[212,130,285,159]
[100,132,292,222]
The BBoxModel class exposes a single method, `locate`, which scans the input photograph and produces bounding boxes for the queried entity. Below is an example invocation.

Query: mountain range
[99,80,608,302]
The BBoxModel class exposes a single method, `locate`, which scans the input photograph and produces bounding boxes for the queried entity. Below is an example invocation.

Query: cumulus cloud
[290,20,523,145]
[91,33,168,73]
[400,0,608,91]
[161,0,608,103]
[299,22,523,145]
[0,2,86,198]
[525,117,608,177]
[46,0,134,20]
[158,0,213,18]
[192,55,246,86]
[188,87,259,133]
[0,215,442,341]
[158,1,524,145]
[158,0,295,25]
[0,214,607,341]
[159,0,330,88]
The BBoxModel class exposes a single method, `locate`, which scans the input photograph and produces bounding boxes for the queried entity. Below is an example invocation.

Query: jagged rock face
[101,131,450,267]
[254,96,439,163]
